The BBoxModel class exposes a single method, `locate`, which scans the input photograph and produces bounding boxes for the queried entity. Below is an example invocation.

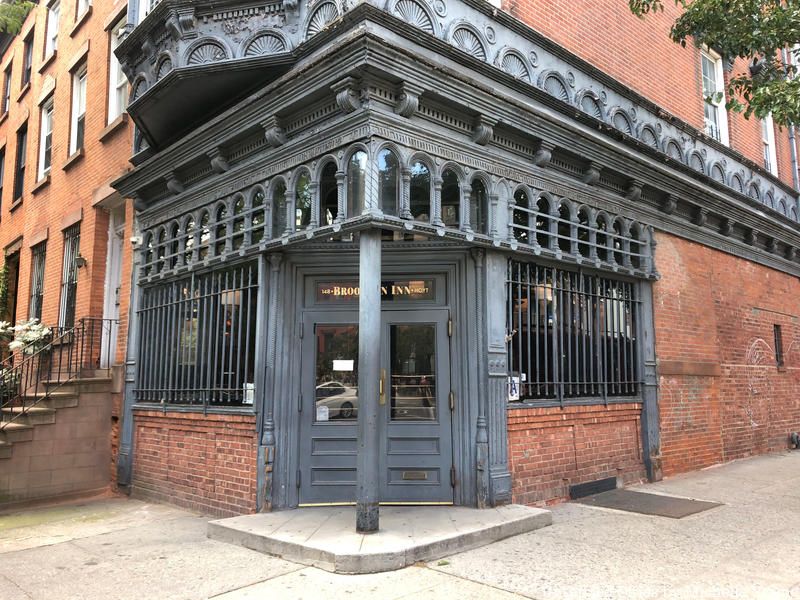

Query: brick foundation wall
[131,411,258,517]
[508,403,646,505]
[655,232,800,476]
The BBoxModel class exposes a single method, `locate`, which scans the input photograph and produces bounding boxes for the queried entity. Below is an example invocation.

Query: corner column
[356,229,381,532]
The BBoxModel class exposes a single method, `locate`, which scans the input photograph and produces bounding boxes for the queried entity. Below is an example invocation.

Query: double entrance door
[298,309,454,505]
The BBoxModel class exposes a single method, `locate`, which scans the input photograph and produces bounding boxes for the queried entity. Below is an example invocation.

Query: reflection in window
[390,324,436,421]
[378,149,399,216]
[273,182,287,237]
[315,324,358,421]
[232,197,246,250]
[156,228,166,273]
[170,223,179,269]
[347,151,367,218]
[215,204,228,255]
[136,262,259,407]
[320,162,338,226]
[143,233,154,276]
[507,261,640,403]
[470,178,488,234]
[296,172,311,229]
[199,211,211,260]
[184,216,196,264]
[252,189,265,244]
[410,161,430,221]
[441,169,460,227]
[513,189,529,243]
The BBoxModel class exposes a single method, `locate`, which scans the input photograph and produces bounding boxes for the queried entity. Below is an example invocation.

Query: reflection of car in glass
[315,381,358,419]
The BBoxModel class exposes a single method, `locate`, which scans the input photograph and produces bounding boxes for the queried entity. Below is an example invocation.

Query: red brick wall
[0,0,133,338]
[654,232,800,476]
[503,0,798,189]
[132,411,258,517]
[508,403,646,505]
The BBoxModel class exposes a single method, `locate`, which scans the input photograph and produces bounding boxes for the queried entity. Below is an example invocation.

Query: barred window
[59,224,80,329]
[507,260,641,405]
[29,242,47,320]
[136,262,259,407]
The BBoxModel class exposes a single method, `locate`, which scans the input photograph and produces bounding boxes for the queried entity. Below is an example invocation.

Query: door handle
[379,369,386,405]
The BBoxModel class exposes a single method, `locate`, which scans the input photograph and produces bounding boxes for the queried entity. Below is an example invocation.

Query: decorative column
[484,250,512,505]
[257,252,282,511]
[471,248,489,508]
[335,171,346,223]
[285,187,295,236]
[400,168,412,219]
[461,183,474,234]
[356,229,381,532]
[432,176,444,227]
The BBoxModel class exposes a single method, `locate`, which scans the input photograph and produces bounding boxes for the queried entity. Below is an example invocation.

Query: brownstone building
[0,0,134,504]
[1,0,799,517]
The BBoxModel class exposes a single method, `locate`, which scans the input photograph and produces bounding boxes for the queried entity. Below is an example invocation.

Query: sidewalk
[1,452,799,599]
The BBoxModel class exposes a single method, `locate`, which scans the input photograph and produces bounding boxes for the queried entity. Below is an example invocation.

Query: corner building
[113,0,800,515]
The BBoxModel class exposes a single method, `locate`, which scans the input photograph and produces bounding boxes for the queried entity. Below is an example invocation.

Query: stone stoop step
[0,422,34,444]
[0,439,11,459]
[1,406,57,426]
[207,504,552,574]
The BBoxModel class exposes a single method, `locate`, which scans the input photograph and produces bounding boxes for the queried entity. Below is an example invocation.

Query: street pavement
[1,451,799,599]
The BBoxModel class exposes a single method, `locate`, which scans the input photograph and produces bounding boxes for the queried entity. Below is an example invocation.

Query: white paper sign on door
[316,405,330,421]
[333,359,354,371]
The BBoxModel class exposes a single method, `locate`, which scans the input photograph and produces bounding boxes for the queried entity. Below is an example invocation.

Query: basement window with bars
[507,260,642,406]
[135,262,259,408]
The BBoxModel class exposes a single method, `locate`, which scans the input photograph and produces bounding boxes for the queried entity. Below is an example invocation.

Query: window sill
[99,113,128,143]
[132,403,256,416]
[16,82,30,102]
[38,51,57,74]
[0,111,7,127]
[70,6,93,37]
[31,174,51,194]
[62,148,84,171]
[9,198,23,213]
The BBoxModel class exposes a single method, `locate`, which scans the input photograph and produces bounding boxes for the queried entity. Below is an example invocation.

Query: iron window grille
[507,260,642,406]
[135,261,259,407]
[29,242,46,320]
[13,123,27,201]
[58,224,81,328]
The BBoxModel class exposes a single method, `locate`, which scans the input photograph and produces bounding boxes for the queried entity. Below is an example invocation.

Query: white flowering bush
[2,319,52,353]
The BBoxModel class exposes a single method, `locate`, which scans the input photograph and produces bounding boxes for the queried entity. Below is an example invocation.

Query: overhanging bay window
[507,260,641,405]
[135,262,259,407]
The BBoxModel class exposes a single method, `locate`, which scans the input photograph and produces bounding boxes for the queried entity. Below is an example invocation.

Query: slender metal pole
[356,229,381,533]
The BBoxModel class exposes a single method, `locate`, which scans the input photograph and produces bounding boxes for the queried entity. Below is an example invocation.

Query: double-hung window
[137,0,160,24]
[762,115,778,176]
[21,32,33,87]
[45,2,60,57]
[38,100,54,180]
[77,0,90,17]
[0,148,6,210]
[70,66,87,155]
[29,242,47,321]
[701,50,729,145]
[2,65,11,114]
[13,123,27,201]
[107,17,128,123]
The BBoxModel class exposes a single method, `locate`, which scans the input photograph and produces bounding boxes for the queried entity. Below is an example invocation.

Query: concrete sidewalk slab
[208,504,552,574]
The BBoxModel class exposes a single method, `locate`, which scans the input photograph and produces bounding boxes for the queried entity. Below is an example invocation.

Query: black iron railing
[0,317,118,430]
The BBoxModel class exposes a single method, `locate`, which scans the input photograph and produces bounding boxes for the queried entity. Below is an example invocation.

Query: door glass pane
[315,325,358,421]
[390,324,436,421]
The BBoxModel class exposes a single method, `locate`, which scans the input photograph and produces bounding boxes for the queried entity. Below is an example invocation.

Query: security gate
[297,308,454,505]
